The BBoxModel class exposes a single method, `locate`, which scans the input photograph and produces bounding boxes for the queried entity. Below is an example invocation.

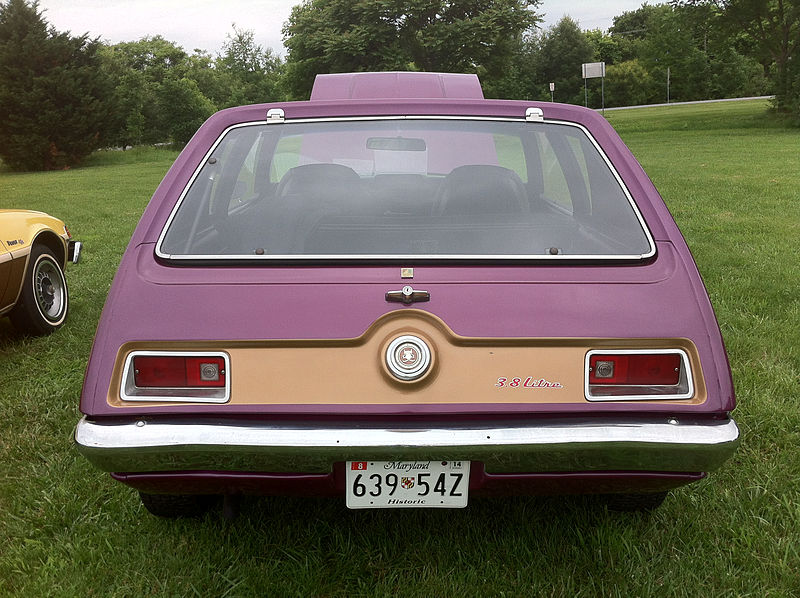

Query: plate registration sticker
[345,461,469,509]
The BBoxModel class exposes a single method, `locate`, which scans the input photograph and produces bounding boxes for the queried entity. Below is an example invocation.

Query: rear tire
[602,491,668,512]
[139,492,219,518]
[9,245,68,335]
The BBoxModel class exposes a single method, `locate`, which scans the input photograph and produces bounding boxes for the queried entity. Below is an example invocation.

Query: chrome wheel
[10,245,69,335]
[34,256,66,322]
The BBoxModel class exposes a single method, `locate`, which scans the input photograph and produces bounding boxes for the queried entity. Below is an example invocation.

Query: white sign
[549,82,555,92]
[582,62,606,79]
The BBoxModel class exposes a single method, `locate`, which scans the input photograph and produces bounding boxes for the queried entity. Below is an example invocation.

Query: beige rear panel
[108,309,707,407]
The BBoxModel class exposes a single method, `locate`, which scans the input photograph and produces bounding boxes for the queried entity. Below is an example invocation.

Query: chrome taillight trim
[584,348,694,402]
[120,350,231,403]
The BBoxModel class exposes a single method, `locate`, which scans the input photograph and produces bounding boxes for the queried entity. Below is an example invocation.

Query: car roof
[310,72,485,100]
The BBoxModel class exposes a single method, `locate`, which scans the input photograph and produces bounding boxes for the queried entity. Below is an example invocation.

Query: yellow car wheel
[10,245,69,335]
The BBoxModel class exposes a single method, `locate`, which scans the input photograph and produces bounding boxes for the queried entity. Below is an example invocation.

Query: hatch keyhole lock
[386,286,430,305]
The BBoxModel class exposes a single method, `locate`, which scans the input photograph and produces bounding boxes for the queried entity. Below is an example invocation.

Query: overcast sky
[36,0,646,57]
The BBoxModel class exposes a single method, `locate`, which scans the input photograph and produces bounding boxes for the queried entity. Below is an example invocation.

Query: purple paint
[77,73,737,507]
[112,466,704,497]
[310,71,484,100]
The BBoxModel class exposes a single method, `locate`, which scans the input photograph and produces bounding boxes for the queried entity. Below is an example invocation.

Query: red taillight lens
[186,357,226,387]
[133,356,225,388]
[133,356,186,387]
[589,353,681,385]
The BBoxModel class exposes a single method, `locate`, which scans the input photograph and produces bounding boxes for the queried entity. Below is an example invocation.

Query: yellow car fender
[0,210,79,333]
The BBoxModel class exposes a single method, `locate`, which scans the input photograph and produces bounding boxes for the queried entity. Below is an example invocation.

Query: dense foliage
[676,0,799,113]
[518,5,770,107]
[99,30,283,148]
[282,0,541,98]
[0,0,110,170]
[0,0,797,170]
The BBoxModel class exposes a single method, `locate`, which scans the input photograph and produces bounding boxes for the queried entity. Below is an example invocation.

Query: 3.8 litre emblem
[386,335,432,381]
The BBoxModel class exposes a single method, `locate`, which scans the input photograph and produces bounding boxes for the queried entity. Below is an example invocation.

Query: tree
[608,3,659,63]
[675,0,800,113]
[102,29,284,148]
[157,77,216,144]
[282,0,541,99]
[186,49,232,109]
[217,25,284,106]
[102,36,216,146]
[605,59,655,106]
[635,4,711,102]
[585,28,625,65]
[707,45,768,99]
[109,35,189,83]
[534,17,594,105]
[0,0,111,170]
[603,3,768,105]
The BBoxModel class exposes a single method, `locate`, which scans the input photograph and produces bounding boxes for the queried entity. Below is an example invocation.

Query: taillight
[133,356,187,387]
[122,352,230,403]
[585,350,692,401]
[133,356,225,388]
[588,354,681,385]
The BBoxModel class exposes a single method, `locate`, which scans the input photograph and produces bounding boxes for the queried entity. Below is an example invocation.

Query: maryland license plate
[345,460,470,509]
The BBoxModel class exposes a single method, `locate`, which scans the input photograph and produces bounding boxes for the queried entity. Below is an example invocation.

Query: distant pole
[549,82,555,102]
[601,76,605,115]
[667,67,670,103]
[584,79,588,107]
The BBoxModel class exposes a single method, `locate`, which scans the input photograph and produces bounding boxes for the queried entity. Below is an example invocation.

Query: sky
[36,0,647,57]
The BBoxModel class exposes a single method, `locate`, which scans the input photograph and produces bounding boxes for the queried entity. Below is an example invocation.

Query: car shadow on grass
[98,489,699,595]
[143,491,661,555]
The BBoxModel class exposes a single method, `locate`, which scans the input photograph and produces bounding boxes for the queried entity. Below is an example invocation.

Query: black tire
[602,491,668,512]
[9,245,68,335]
[139,492,219,518]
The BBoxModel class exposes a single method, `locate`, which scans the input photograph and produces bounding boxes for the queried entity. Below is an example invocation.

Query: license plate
[345,460,469,509]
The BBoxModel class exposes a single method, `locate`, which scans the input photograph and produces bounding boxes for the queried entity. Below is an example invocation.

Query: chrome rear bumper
[75,416,739,475]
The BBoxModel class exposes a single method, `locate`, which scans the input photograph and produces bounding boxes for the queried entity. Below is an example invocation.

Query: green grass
[1,102,799,596]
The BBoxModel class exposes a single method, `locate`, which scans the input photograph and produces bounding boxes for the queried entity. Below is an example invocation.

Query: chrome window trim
[584,348,694,402]
[155,115,657,262]
[120,350,231,403]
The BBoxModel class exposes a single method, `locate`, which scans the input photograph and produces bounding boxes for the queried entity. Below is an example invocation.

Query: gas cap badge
[386,335,432,381]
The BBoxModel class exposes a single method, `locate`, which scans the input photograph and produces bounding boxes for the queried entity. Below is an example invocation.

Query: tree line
[0,0,797,171]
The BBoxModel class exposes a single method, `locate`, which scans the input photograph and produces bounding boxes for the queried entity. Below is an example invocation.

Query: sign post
[581,62,606,113]
[667,66,670,103]
[549,82,554,102]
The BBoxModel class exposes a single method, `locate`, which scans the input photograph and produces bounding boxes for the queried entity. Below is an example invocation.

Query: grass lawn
[1,100,798,596]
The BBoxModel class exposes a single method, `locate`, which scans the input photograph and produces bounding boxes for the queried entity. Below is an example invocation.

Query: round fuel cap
[385,335,432,381]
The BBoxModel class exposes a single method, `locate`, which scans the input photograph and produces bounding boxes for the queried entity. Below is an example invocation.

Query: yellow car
[0,210,81,335]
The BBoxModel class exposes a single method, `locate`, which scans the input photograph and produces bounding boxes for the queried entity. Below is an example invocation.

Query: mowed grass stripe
[0,101,798,596]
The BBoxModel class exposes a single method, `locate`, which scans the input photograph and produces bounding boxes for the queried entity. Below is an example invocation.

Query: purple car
[76,72,738,517]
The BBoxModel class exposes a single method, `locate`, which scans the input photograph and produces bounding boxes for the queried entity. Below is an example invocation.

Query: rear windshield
[158,118,653,260]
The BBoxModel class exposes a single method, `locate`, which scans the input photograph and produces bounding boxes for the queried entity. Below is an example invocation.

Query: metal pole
[584,78,588,107]
[667,67,670,103]
[601,76,605,115]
